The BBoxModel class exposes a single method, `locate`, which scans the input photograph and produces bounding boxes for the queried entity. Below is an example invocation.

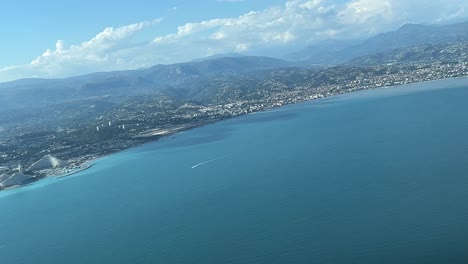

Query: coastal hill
[141,56,290,85]
[0,56,290,111]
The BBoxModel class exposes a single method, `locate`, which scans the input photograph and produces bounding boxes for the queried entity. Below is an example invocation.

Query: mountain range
[0,56,290,110]
[285,21,468,64]
[347,42,468,66]
[0,20,467,129]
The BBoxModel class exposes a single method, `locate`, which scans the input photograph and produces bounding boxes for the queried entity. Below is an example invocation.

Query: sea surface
[1,78,468,264]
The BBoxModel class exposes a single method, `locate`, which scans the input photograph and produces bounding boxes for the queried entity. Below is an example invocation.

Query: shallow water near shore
[1,78,468,263]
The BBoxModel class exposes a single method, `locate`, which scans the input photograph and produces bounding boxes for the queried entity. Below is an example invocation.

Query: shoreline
[1,75,467,192]
[0,163,94,192]
[74,75,468,165]
[54,163,93,179]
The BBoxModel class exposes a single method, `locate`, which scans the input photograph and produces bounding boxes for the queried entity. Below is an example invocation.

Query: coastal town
[1,60,468,190]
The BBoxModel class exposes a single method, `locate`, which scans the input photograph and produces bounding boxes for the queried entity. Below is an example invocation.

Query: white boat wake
[191,156,227,169]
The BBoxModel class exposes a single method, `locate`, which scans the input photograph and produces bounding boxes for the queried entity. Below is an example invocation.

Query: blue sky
[0,0,282,67]
[0,0,466,82]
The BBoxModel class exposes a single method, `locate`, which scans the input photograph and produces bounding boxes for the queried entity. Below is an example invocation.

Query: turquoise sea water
[1,78,468,263]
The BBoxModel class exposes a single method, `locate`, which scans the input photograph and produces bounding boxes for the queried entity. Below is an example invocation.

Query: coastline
[1,75,467,192]
[90,75,468,140]
[70,75,468,165]
[54,163,93,179]
[0,163,94,192]
[80,119,225,166]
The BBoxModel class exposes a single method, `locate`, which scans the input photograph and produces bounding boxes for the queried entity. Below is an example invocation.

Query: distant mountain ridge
[347,21,468,58]
[286,21,468,64]
[142,56,290,85]
[284,39,360,64]
[0,56,291,111]
[191,53,245,62]
[0,20,467,117]
[347,42,468,66]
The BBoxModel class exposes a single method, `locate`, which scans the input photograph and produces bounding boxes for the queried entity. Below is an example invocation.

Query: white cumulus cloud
[0,0,467,82]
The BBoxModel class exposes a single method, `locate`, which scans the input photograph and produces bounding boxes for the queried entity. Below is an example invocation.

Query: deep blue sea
[1,78,468,264]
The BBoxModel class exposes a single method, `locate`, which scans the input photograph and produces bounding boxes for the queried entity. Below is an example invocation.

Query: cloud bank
[0,0,467,82]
